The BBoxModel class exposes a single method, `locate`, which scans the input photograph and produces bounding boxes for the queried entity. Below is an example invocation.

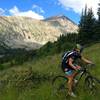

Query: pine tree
[78,6,87,43]
[93,2,100,41]
[97,3,100,22]
[78,6,96,44]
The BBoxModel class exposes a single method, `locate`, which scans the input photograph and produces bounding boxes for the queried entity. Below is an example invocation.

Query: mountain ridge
[0,15,78,50]
[44,15,77,25]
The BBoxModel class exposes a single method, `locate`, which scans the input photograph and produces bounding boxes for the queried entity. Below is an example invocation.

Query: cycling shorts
[65,70,74,76]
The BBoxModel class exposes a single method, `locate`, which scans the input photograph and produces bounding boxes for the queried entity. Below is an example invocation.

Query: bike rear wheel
[52,76,69,99]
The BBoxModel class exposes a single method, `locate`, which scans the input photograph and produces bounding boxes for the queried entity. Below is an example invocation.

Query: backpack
[62,51,74,63]
[61,51,75,72]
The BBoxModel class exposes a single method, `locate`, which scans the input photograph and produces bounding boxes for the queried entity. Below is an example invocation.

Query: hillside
[0,43,100,100]
[0,15,78,50]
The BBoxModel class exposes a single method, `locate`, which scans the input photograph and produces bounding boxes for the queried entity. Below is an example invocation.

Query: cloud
[32,4,45,14]
[9,6,44,20]
[0,8,5,15]
[9,6,19,15]
[58,0,99,17]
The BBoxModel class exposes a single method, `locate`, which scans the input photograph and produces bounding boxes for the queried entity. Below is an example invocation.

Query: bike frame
[75,66,100,87]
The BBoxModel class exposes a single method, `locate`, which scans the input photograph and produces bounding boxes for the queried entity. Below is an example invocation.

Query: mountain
[0,15,78,50]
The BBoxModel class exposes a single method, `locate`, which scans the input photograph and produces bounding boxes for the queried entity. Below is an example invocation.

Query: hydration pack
[62,51,74,63]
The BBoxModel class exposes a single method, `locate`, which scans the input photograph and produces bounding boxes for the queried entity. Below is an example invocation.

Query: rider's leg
[73,70,81,84]
[66,71,79,96]
[72,71,79,86]
[73,71,78,78]
[67,76,74,94]
[65,70,75,95]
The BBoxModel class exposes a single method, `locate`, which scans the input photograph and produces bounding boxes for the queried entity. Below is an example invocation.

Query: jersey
[61,50,81,72]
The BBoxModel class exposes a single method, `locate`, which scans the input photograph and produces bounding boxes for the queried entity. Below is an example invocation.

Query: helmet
[75,44,84,53]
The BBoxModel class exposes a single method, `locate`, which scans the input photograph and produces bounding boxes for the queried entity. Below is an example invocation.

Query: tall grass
[0,43,100,100]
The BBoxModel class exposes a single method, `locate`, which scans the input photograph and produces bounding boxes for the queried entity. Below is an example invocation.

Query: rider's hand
[75,66,81,70]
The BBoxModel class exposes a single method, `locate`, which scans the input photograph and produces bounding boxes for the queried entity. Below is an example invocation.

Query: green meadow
[0,43,100,100]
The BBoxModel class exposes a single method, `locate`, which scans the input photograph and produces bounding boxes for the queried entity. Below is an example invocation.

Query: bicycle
[52,64,100,98]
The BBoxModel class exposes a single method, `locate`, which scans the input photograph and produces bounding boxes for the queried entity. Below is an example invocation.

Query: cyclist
[61,44,93,97]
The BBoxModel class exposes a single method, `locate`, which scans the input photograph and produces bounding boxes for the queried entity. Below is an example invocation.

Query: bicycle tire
[52,75,69,99]
[84,75,100,95]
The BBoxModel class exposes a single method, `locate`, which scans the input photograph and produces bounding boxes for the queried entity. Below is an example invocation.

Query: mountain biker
[61,44,93,97]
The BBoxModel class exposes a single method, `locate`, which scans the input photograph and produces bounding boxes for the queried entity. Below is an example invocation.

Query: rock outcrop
[0,15,78,50]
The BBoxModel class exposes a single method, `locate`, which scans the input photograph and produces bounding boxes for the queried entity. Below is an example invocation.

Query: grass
[0,43,100,100]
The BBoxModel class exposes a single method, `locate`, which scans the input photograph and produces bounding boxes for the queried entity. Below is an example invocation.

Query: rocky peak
[44,15,77,25]
[0,15,78,50]
[45,15,67,20]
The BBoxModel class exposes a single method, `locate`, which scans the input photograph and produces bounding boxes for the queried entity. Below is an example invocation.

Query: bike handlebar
[87,63,96,67]
[77,63,96,73]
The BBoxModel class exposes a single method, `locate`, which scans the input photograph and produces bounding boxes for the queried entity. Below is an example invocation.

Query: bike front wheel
[84,75,100,95]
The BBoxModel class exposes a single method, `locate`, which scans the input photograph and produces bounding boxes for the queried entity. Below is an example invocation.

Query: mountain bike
[52,64,100,98]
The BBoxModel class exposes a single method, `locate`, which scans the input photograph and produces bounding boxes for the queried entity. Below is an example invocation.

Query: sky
[0,0,99,24]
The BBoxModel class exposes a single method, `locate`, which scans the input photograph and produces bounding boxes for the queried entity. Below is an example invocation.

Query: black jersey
[62,50,81,71]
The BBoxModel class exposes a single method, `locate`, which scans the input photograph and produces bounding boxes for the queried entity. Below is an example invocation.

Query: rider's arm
[81,56,93,64]
[68,57,77,70]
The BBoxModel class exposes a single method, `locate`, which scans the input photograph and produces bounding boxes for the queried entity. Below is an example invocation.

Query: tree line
[78,3,100,44]
[0,3,100,67]
[36,3,100,57]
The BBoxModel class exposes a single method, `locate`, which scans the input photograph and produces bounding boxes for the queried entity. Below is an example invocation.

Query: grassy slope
[0,43,100,100]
